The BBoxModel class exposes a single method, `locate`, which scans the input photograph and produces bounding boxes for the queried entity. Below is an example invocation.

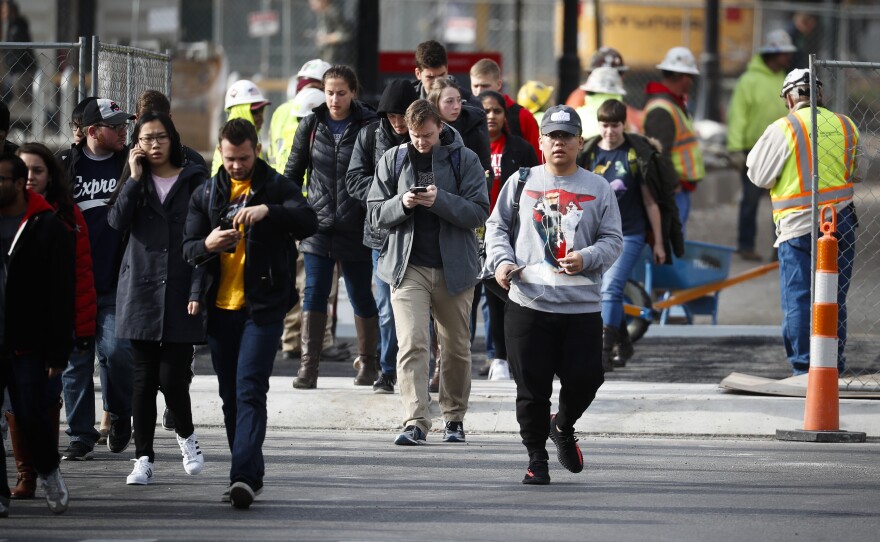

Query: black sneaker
[394,425,426,446]
[229,481,255,509]
[548,414,583,473]
[62,441,94,461]
[107,417,132,454]
[372,372,396,394]
[162,408,175,432]
[522,458,550,485]
[442,421,466,443]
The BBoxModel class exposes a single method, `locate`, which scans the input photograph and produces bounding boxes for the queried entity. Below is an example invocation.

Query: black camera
[218,205,240,253]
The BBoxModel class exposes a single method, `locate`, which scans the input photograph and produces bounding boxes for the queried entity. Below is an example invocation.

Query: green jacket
[726,55,789,152]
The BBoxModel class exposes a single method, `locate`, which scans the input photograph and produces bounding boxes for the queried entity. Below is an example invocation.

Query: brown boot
[602,325,617,373]
[352,315,379,386]
[429,356,441,393]
[292,311,327,389]
[5,411,37,499]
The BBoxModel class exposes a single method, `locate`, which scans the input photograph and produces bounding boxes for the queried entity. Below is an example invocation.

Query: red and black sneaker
[522,458,550,485]
[549,413,584,473]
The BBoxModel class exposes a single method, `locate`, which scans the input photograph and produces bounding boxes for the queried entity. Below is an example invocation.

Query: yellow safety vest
[770,106,858,223]
[643,97,704,182]
[268,100,299,174]
[576,93,622,140]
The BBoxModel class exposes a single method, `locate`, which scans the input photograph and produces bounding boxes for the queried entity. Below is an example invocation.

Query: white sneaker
[126,456,154,485]
[177,432,204,475]
[488,359,511,380]
[40,468,69,514]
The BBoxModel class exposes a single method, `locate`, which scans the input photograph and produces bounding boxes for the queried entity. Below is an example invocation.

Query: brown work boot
[5,411,37,499]
[602,325,617,372]
[613,322,634,368]
[352,315,379,386]
[292,312,327,389]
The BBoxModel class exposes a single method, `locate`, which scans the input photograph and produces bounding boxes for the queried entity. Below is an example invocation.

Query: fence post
[91,35,99,96]
[165,48,172,98]
[78,36,87,101]
[30,71,45,142]
[60,66,75,129]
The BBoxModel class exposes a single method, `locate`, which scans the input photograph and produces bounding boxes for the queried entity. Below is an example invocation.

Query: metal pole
[78,36,86,101]
[592,0,602,49]
[126,52,133,112]
[514,0,523,93]
[696,0,721,121]
[165,49,172,99]
[558,0,581,105]
[809,54,818,308]
[131,0,141,45]
[91,35,99,96]
[282,0,292,84]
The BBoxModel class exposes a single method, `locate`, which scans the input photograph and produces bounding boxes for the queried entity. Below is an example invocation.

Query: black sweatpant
[131,340,195,462]
[504,302,604,457]
[484,287,507,360]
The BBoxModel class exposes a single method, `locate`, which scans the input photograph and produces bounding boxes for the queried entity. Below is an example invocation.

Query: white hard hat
[780,68,822,98]
[656,47,700,76]
[297,59,332,82]
[291,88,325,118]
[225,79,271,110]
[580,67,627,95]
[759,29,798,54]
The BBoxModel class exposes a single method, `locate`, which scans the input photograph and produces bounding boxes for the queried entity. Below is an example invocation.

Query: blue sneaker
[394,425,426,446]
[442,421,466,443]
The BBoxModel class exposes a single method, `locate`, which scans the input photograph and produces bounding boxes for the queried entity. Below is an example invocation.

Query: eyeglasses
[68,122,82,131]
[95,123,129,132]
[138,134,170,146]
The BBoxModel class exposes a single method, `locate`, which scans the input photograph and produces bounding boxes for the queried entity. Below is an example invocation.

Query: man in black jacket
[183,119,317,509]
[0,153,75,515]
[57,97,135,460]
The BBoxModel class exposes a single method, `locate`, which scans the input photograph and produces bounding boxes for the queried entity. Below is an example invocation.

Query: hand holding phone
[507,264,526,277]
[409,186,428,194]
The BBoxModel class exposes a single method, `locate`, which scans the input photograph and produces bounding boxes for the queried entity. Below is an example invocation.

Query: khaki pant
[281,251,336,352]
[391,265,473,433]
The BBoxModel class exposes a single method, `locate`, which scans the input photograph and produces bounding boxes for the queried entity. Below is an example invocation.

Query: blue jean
[675,190,690,239]
[207,308,283,490]
[601,234,647,327]
[736,166,769,252]
[302,253,378,318]
[372,249,398,376]
[63,292,133,446]
[6,354,62,475]
[778,204,856,375]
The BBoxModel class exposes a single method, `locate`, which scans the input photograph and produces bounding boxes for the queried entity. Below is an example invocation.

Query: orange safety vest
[643,97,704,182]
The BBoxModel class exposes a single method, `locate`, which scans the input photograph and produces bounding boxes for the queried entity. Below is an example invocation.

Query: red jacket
[51,201,96,339]
[503,94,541,158]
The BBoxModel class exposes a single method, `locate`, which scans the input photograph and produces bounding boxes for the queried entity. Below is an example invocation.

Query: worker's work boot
[602,325,617,372]
[613,322,634,367]
[292,312,327,389]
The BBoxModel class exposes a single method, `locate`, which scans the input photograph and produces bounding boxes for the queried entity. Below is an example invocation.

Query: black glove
[75,336,95,353]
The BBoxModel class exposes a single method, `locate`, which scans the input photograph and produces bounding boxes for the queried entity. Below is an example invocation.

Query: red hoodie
[503,94,541,158]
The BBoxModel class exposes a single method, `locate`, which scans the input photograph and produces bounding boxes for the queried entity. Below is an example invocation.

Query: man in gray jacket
[485,105,622,485]
[367,99,489,446]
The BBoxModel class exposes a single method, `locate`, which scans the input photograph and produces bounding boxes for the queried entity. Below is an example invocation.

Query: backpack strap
[393,143,408,185]
[450,147,462,191]
[510,167,529,244]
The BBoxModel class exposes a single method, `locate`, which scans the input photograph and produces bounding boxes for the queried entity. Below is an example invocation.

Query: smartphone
[507,264,526,277]
[410,186,428,194]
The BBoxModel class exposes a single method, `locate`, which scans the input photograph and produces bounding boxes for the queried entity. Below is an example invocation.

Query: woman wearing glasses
[108,111,209,486]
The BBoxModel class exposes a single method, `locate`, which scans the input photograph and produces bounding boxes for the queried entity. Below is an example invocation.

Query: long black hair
[478,90,509,136]
[16,142,76,227]
[111,111,183,204]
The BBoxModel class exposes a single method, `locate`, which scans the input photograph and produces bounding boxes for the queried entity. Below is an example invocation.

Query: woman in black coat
[477,90,539,379]
[283,65,380,389]
[108,111,208,486]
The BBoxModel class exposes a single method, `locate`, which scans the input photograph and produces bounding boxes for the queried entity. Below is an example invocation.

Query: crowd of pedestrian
[0,24,859,516]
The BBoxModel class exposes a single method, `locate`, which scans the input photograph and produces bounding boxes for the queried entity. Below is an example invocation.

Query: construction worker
[576,67,630,140]
[568,48,642,135]
[747,69,860,376]
[566,47,628,108]
[727,29,796,262]
[267,59,331,173]
[642,47,703,236]
[516,80,554,126]
[210,80,270,176]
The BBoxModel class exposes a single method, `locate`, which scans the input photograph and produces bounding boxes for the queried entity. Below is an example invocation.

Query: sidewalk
[113,373,880,439]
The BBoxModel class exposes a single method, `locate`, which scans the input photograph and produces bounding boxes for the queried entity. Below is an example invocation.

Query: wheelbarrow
[623,240,779,342]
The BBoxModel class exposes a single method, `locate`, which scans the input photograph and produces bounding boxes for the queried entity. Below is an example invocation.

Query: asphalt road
[6,429,880,542]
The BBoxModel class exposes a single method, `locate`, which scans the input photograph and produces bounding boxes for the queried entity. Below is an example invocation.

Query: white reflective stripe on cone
[809,336,838,368]
[814,271,838,304]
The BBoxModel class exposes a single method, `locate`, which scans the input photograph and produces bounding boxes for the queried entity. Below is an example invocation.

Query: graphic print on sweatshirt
[527,188,596,273]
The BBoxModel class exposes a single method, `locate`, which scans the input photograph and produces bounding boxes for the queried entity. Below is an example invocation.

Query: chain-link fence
[0,39,87,151]
[0,37,171,152]
[93,38,172,117]
[810,58,880,391]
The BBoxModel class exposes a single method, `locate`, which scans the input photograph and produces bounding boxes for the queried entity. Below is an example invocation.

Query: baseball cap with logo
[540,105,582,136]
[81,98,135,126]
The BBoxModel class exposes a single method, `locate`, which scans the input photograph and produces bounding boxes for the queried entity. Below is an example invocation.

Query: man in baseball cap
[541,104,582,136]
[80,98,136,127]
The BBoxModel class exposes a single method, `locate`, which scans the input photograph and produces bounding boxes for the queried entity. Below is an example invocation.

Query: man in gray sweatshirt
[484,105,622,485]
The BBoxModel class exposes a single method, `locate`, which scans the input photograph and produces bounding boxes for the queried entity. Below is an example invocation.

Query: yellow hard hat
[517,80,555,114]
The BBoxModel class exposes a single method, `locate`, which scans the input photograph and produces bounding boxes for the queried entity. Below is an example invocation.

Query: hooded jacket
[726,55,789,152]
[451,103,493,175]
[52,202,96,340]
[109,161,210,343]
[3,190,75,367]
[284,100,379,261]
[367,124,490,296]
[579,133,685,260]
[182,158,318,325]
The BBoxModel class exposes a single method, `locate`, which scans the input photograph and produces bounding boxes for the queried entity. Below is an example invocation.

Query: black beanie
[378,79,419,117]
